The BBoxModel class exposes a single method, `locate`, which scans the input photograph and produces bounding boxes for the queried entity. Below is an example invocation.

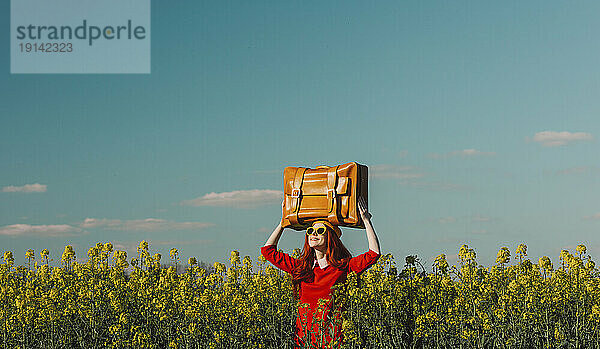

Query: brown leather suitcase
[281,162,368,230]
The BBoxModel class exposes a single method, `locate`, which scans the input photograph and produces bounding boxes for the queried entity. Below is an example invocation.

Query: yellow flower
[170,248,179,260]
[515,243,527,257]
[213,262,225,274]
[5,240,600,347]
[458,244,476,263]
[40,248,49,261]
[138,240,148,253]
[3,251,14,265]
[292,248,301,258]
[144,255,154,268]
[496,247,510,264]
[62,245,76,262]
[88,246,99,258]
[539,256,553,272]
[586,260,595,270]
[230,250,240,265]
[434,254,449,273]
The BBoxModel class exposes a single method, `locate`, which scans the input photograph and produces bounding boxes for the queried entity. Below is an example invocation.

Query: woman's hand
[358,196,372,221]
[358,196,379,253]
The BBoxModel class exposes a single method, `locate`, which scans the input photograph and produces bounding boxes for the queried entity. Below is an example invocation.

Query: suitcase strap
[327,166,341,226]
[289,167,307,226]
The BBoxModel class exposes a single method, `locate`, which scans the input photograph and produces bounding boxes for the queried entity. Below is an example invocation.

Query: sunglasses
[306,226,327,236]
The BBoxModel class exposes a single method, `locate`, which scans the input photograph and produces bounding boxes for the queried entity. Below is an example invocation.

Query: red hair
[290,222,352,300]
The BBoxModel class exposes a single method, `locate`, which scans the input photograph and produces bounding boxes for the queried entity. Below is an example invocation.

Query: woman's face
[307,222,328,249]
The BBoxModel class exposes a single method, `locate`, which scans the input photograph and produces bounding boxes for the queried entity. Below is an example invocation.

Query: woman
[261,197,381,348]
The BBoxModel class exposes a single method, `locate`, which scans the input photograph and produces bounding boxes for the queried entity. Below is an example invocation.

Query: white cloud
[2,183,47,193]
[80,218,214,231]
[180,189,282,208]
[532,131,593,147]
[457,149,496,157]
[472,214,491,222]
[365,164,468,191]
[113,243,129,251]
[0,224,84,237]
[556,166,598,175]
[370,164,425,180]
[81,218,122,229]
[408,181,468,191]
[470,229,488,235]
[427,149,496,159]
[557,166,589,175]
[584,213,600,220]
[438,216,456,224]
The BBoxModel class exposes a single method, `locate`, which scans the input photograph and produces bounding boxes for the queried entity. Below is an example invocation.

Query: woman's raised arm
[261,199,300,273]
[264,199,286,247]
[358,196,380,254]
[264,222,284,247]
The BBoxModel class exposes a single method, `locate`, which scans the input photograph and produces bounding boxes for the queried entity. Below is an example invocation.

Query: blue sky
[2,0,600,269]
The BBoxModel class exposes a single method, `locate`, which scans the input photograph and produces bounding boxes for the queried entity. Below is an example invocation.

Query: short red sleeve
[349,249,380,274]
[260,245,300,274]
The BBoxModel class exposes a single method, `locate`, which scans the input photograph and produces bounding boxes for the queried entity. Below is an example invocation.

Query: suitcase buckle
[327,189,335,199]
[291,188,301,198]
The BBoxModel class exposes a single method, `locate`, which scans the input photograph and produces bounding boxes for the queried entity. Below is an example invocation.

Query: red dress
[260,245,380,348]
